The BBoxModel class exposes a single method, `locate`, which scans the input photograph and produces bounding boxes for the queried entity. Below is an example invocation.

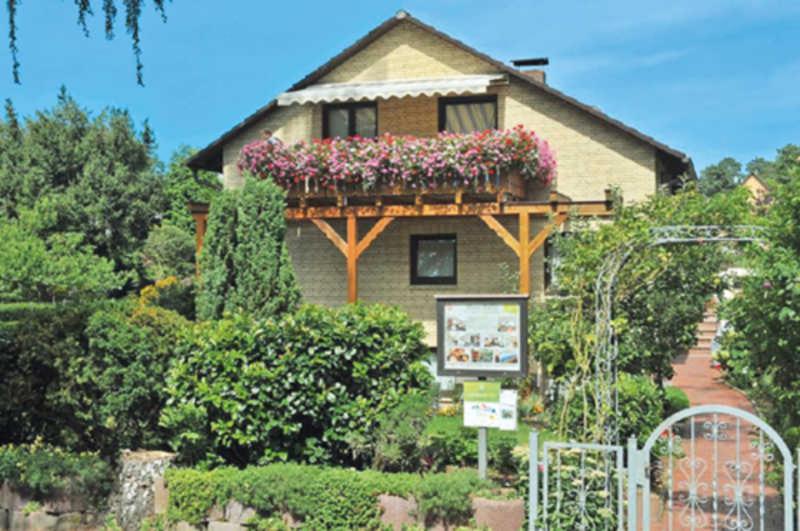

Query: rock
[10,509,59,530]
[42,495,86,514]
[54,512,84,530]
[1,482,29,512]
[378,494,417,530]
[109,449,176,531]
[208,503,225,521]
[472,496,525,531]
[224,500,256,525]
[208,522,246,531]
[175,522,201,531]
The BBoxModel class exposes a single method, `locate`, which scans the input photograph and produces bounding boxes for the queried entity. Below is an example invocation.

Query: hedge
[161,303,433,467]
[165,464,490,529]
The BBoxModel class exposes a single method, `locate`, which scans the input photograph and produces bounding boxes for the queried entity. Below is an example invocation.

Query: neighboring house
[187,10,693,340]
[741,174,771,206]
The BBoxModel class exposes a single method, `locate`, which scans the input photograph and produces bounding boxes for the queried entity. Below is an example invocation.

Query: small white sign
[463,390,518,431]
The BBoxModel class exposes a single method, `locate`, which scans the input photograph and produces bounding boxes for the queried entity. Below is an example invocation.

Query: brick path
[649,308,783,530]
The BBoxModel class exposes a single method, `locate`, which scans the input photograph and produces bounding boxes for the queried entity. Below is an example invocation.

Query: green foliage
[552,373,664,445]
[197,176,300,321]
[0,91,166,286]
[663,386,691,417]
[698,157,742,196]
[162,303,433,467]
[57,297,188,456]
[165,464,491,529]
[0,294,187,456]
[141,223,197,281]
[0,442,113,506]
[721,156,800,447]
[529,188,751,441]
[364,392,434,472]
[745,144,800,186]
[161,146,221,233]
[0,219,123,304]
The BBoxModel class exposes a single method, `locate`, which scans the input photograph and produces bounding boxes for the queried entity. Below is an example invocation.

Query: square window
[411,234,457,285]
[439,96,497,134]
[323,103,377,138]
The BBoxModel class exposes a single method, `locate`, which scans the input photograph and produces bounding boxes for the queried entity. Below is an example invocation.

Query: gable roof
[187,10,694,178]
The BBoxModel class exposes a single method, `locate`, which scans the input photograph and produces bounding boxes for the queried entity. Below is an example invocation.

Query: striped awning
[276,75,506,106]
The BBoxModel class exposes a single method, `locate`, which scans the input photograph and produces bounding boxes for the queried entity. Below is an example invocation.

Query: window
[438,95,497,134]
[410,234,457,285]
[322,102,377,138]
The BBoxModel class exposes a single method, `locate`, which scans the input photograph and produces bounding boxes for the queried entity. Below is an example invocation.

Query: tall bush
[721,159,800,447]
[529,188,752,441]
[161,303,432,467]
[197,176,300,321]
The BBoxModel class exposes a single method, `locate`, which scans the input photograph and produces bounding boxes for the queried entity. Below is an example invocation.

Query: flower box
[238,125,556,201]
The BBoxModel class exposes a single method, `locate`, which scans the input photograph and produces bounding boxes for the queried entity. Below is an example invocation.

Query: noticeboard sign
[436,294,529,378]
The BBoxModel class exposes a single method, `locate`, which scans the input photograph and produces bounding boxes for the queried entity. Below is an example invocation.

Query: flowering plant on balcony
[238,125,556,193]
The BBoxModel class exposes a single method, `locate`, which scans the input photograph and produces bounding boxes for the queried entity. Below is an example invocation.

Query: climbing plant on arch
[592,225,766,445]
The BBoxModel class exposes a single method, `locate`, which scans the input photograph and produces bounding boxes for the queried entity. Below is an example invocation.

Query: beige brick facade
[286,216,547,338]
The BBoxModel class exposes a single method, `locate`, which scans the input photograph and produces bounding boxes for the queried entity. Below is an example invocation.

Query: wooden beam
[528,213,568,257]
[192,213,207,275]
[519,211,531,295]
[479,215,520,256]
[356,217,394,258]
[310,218,347,256]
[286,200,612,220]
[346,216,358,303]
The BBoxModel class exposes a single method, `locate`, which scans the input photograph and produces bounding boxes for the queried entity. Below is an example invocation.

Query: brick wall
[286,216,547,341]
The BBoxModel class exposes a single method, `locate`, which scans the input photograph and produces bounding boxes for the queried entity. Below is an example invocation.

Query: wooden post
[518,211,530,295]
[347,215,358,303]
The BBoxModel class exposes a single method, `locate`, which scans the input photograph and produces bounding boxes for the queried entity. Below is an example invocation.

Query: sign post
[436,295,528,479]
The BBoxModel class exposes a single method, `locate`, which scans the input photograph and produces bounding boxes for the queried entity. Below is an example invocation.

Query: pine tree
[196,177,300,321]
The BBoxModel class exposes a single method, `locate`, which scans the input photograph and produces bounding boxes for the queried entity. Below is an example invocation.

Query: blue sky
[1,0,798,171]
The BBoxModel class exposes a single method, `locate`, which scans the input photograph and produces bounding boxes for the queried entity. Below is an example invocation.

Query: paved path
[649,310,783,530]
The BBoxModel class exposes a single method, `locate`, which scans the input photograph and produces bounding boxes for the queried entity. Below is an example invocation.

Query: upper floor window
[322,102,377,138]
[438,95,497,134]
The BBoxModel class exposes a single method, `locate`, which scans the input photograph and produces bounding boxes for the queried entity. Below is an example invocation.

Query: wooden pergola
[189,189,614,303]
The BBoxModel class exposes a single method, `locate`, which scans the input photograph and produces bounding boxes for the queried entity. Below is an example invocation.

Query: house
[740,174,771,206]
[186,10,693,340]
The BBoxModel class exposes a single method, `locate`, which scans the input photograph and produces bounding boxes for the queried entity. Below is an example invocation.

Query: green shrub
[551,373,663,445]
[663,386,690,417]
[0,442,113,506]
[0,294,186,456]
[162,303,433,467]
[422,419,520,476]
[141,223,197,281]
[165,464,491,529]
[197,176,300,321]
[59,297,188,456]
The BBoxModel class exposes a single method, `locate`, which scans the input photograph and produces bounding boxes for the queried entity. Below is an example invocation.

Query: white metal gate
[529,405,800,530]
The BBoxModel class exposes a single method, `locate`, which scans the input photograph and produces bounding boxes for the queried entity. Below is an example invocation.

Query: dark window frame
[410,234,458,285]
[322,101,378,138]
[437,95,498,132]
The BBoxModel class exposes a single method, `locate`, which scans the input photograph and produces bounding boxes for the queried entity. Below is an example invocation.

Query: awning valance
[276,75,506,106]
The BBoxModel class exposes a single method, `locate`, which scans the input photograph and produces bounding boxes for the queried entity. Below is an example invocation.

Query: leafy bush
[0,292,186,456]
[165,464,491,529]
[141,223,197,281]
[197,176,300,321]
[0,442,113,506]
[529,188,751,441]
[663,386,690,417]
[59,296,188,456]
[551,373,663,445]
[162,303,432,467]
[720,159,800,448]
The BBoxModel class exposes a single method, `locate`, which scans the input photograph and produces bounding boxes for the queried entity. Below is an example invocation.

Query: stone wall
[0,451,175,531]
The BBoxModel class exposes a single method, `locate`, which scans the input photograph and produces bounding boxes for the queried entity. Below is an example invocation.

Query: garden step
[697,322,718,332]
[694,338,713,349]
[688,347,712,356]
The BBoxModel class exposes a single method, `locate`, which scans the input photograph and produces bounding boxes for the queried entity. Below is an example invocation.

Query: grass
[425,413,559,448]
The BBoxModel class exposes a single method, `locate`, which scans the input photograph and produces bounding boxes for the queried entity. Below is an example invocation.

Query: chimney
[511,57,549,84]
